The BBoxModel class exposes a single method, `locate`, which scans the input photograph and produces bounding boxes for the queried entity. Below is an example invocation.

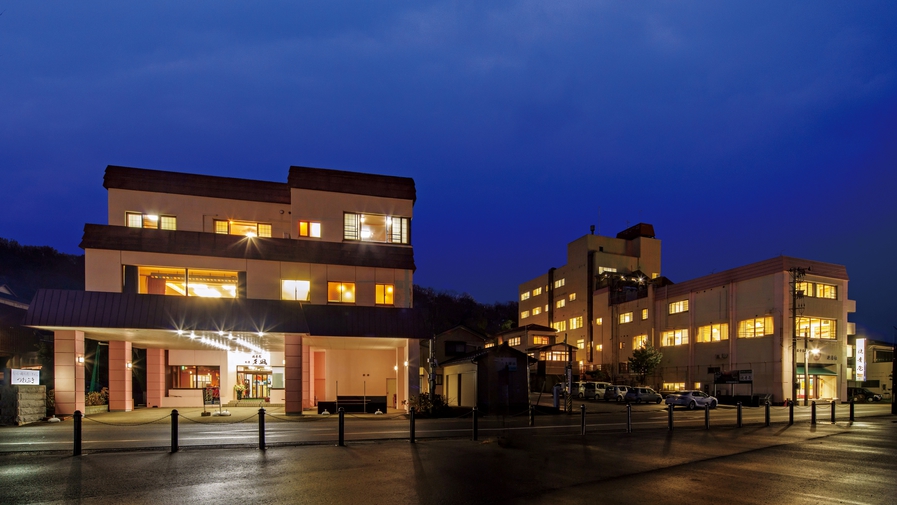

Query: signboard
[495,357,518,372]
[241,353,271,366]
[714,369,753,384]
[10,369,40,385]
[856,338,866,381]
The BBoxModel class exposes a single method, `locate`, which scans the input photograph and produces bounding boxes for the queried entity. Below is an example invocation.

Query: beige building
[518,224,857,403]
[26,165,425,415]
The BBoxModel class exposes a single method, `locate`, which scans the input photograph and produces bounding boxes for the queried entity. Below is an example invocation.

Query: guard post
[338,407,345,446]
[73,410,82,456]
[472,406,479,441]
[410,407,416,444]
[705,404,710,430]
[811,401,817,425]
[258,407,266,450]
[171,409,179,453]
[737,402,743,428]
[765,401,770,427]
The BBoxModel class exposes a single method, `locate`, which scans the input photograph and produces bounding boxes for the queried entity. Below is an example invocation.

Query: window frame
[327,282,356,304]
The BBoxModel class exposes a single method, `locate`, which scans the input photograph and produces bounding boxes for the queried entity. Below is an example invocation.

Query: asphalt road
[1,411,894,504]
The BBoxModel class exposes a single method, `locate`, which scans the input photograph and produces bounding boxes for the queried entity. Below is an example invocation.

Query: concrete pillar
[54,330,85,416]
[108,341,133,412]
[146,348,165,408]
[302,341,311,409]
[284,334,303,415]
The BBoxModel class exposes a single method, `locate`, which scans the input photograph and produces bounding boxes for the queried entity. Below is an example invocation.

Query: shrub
[408,393,450,416]
[85,387,109,406]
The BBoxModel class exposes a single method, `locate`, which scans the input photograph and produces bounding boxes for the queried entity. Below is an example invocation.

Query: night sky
[2,3,896,341]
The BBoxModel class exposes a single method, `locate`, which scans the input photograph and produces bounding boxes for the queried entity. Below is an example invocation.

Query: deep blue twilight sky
[1,3,896,341]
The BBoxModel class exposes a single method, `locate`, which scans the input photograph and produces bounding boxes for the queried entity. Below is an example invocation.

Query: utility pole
[565,333,572,413]
[428,335,437,414]
[789,267,807,406]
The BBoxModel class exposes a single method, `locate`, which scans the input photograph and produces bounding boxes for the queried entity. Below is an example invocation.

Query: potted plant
[234,383,246,400]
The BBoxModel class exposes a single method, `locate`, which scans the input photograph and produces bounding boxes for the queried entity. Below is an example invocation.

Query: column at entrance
[146,349,165,408]
[108,341,133,411]
[54,330,85,416]
[284,334,303,415]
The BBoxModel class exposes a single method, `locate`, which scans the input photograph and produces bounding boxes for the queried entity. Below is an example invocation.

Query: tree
[628,344,663,385]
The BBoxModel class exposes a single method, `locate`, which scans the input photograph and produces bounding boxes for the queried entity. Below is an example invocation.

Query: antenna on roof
[590,225,595,235]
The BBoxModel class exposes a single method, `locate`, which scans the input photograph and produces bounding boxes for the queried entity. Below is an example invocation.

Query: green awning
[796,365,837,376]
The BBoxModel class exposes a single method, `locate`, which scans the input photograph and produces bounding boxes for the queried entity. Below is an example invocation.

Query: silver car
[624,387,663,404]
[664,390,718,410]
[603,385,629,402]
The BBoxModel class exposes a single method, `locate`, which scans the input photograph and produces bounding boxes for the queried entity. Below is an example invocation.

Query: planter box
[85,405,109,415]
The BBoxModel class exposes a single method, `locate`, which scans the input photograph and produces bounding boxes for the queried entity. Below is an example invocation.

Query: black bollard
[668,404,674,431]
[529,405,535,427]
[258,408,266,450]
[705,404,710,430]
[811,401,817,425]
[737,402,743,428]
[789,400,794,425]
[171,409,179,453]
[338,407,345,446]
[850,398,855,422]
[626,403,632,433]
[765,401,771,427]
[73,410,82,456]
[580,404,586,435]
[410,407,416,444]
[830,401,836,424]
[472,406,479,441]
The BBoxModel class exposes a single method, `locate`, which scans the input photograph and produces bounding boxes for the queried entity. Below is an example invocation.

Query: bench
[317,395,388,414]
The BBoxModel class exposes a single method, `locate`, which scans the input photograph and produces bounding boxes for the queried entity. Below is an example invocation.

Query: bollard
[410,407,416,444]
[788,400,794,425]
[811,401,816,425]
[171,409,179,453]
[529,405,535,427]
[668,404,674,431]
[472,406,479,441]
[765,401,771,427]
[705,404,710,430]
[338,408,345,446]
[258,408,266,450]
[626,403,632,433]
[73,410,82,456]
[830,401,836,424]
[736,402,743,428]
[850,398,855,422]
[580,404,586,435]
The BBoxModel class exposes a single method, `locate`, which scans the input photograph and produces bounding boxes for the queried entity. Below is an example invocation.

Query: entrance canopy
[796,365,837,376]
[24,289,428,352]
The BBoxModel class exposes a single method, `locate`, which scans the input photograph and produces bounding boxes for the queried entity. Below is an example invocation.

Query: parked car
[847,387,882,402]
[665,390,718,409]
[624,387,663,404]
[603,385,629,402]
[575,382,601,400]
[592,382,612,398]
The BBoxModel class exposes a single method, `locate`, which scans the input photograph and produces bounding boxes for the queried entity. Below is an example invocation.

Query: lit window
[696,323,729,343]
[138,266,238,298]
[652,273,660,279]
[297,220,322,238]
[661,329,689,346]
[533,287,542,296]
[556,299,566,309]
[795,281,837,300]
[570,316,583,329]
[508,337,521,346]
[554,278,565,288]
[569,293,576,302]
[533,336,550,346]
[215,220,229,234]
[619,312,633,324]
[281,280,311,301]
[633,335,648,349]
[375,284,394,305]
[595,317,603,325]
[344,213,410,244]
[544,304,549,312]
[126,212,176,230]
[485,342,494,348]
[552,321,567,331]
[576,339,585,349]
[738,317,774,338]
[663,382,686,391]
[521,310,530,319]
[258,224,272,238]
[327,282,356,303]
[669,300,689,314]
[214,219,271,237]
[619,342,625,349]
[796,317,837,340]
[521,291,530,301]
[694,382,701,390]
[641,308,648,320]
[596,344,603,352]
[598,267,617,274]
[532,307,542,316]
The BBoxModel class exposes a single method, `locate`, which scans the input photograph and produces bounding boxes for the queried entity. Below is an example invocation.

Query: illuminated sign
[856,338,866,381]
[241,353,271,366]
[10,369,40,385]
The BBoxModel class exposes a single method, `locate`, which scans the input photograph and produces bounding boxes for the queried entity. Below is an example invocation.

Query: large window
[533,336,550,346]
[796,317,837,340]
[738,316,774,338]
[521,310,530,319]
[214,219,272,238]
[633,335,648,349]
[556,299,566,309]
[127,212,176,230]
[569,316,583,330]
[507,337,521,346]
[327,282,356,303]
[138,266,238,298]
[569,293,576,302]
[796,281,837,300]
[669,300,689,314]
[281,280,310,301]
[619,312,633,324]
[552,321,567,332]
[298,221,322,238]
[343,213,410,244]
[554,278,566,288]
[520,291,530,301]
[696,323,729,343]
[532,306,542,316]
[663,382,685,391]
[662,329,689,346]
[170,365,220,389]
[375,284,394,305]
[532,287,542,296]
[641,308,648,320]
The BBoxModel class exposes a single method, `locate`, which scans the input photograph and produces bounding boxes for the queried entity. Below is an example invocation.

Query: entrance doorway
[386,378,397,409]
[237,367,272,399]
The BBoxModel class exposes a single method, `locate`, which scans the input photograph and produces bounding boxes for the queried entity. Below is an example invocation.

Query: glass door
[237,369,272,399]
